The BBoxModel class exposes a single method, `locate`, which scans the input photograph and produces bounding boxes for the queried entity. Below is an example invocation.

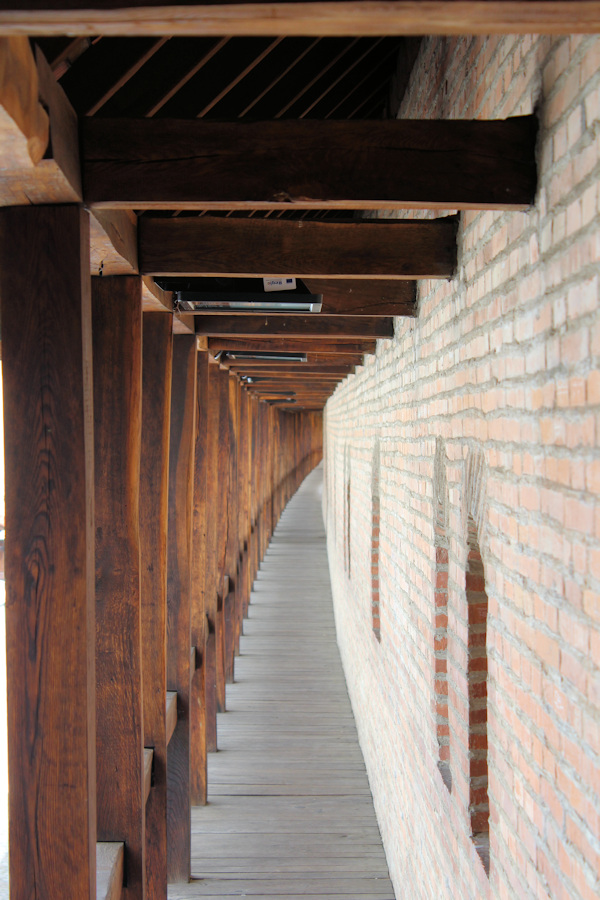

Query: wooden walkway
[169,465,395,900]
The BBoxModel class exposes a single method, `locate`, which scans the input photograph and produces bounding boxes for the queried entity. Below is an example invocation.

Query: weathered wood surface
[1,205,96,900]
[139,216,457,279]
[167,335,198,883]
[84,117,536,211]
[0,2,597,36]
[208,337,378,355]
[190,351,209,804]
[140,311,172,900]
[196,314,394,339]
[93,275,145,900]
[204,361,221,752]
[169,465,394,899]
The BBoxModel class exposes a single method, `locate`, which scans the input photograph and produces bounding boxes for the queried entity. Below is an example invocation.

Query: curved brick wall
[323,35,600,900]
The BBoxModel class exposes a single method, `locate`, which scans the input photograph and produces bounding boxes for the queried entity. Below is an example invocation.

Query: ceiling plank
[194,314,394,338]
[83,116,537,211]
[0,3,596,36]
[139,217,457,279]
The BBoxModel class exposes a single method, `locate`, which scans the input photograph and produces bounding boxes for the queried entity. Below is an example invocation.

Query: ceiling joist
[139,217,458,279]
[83,117,537,211]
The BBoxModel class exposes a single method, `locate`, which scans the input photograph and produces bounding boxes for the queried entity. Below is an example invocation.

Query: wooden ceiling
[0,34,537,411]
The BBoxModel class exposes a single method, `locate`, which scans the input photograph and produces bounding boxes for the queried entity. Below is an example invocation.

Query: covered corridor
[169,465,394,900]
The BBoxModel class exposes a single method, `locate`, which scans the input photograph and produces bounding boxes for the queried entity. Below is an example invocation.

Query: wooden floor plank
[169,465,394,900]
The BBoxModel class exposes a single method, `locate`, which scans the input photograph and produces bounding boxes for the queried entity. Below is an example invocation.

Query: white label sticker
[263,277,297,293]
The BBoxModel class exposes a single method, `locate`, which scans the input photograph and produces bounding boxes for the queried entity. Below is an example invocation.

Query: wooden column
[140,313,173,898]
[191,349,209,805]
[167,334,197,882]
[204,359,220,752]
[215,367,230,713]
[93,274,144,900]
[1,205,96,900]
[224,373,239,684]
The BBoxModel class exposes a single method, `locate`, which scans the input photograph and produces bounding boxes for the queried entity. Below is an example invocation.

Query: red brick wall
[323,35,600,900]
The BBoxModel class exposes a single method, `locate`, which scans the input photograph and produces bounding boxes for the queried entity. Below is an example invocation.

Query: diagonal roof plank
[0,2,597,36]
[83,117,537,211]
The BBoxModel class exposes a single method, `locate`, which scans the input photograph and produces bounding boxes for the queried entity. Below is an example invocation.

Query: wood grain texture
[84,116,536,211]
[93,275,145,900]
[190,351,209,804]
[140,311,172,900]
[224,375,240,684]
[140,216,457,279]
[204,361,221,753]
[0,2,597,36]
[215,368,231,713]
[167,335,198,883]
[196,315,394,339]
[89,208,138,276]
[0,40,81,205]
[0,37,48,166]
[304,278,416,315]
[208,337,378,354]
[0,205,96,900]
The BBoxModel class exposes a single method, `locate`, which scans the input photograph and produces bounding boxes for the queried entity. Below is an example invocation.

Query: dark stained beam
[196,314,394,338]
[208,336,378,354]
[235,364,355,375]
[0,2,597,35]
[1,205,96,900]
[84,117,537,211]
[140,217,457,280]
[93,275,145,898]
[140,312,172,899]
[304,278,416,315]
[166,335,197,883]
[227,354,364,368]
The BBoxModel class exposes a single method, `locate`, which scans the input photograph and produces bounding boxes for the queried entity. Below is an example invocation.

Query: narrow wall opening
[466,514,489,875]
[371,442,381,641]
[434,441,450,790]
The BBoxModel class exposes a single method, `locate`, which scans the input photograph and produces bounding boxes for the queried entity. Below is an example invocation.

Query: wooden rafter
[139,216,458,279]
[83,117,537,211]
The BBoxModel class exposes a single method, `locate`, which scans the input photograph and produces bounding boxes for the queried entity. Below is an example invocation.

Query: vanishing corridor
[169,465,395,900]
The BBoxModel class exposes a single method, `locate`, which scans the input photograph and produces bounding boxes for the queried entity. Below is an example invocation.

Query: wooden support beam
[89,208,138,276]
[166,334,197,882]
[93,275,145,900]
[140,216,457,279]
[140,311,172,900]
[1,205,96,900]
[304,278,417,315]
[196,314,394,339]
[225,374,240,684]
[237,364,355,375]
[204,360,221,752]
[0,2,597,36]
[85,117,536,211]
[190,350,209,804]
[209,337,378,355]
[215,368,231,713]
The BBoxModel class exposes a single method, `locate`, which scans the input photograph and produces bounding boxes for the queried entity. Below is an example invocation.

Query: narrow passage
[169,464,395,900]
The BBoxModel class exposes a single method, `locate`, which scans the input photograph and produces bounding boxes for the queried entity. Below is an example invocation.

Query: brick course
[323,35,600,900]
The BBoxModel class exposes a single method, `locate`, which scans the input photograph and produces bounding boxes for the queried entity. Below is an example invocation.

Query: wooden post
[215,367,230,713]
[167,334,197,882]
[191,348,209,805]
[204,359,220,753]
[140,313,173,898]
[93,275,145,899]
[1,205,96,900]
[224,373,239,684]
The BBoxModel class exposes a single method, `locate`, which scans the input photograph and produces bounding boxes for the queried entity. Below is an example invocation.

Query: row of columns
[0,205,323,900]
